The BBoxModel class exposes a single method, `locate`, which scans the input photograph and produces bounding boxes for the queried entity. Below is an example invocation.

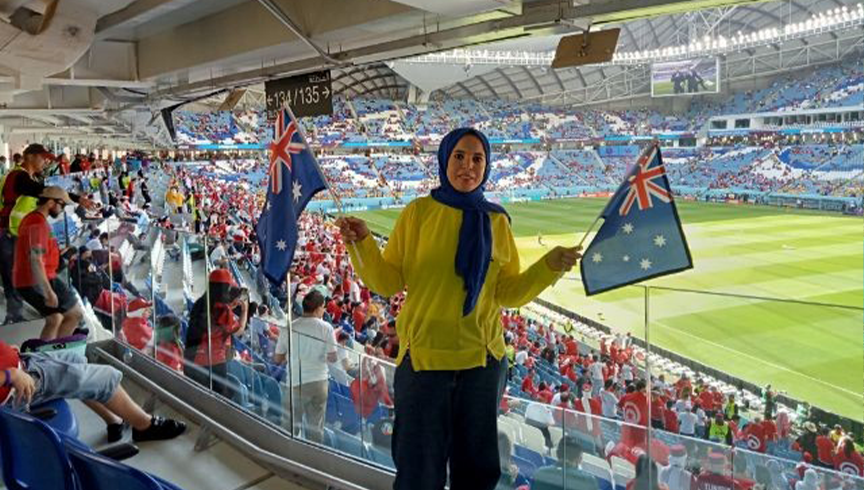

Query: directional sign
[264,70,333,118]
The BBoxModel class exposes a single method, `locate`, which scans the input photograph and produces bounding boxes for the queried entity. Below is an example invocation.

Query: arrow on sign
[322,87,330,98]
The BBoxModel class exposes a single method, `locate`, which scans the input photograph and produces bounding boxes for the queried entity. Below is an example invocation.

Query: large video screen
[651,58,719,97]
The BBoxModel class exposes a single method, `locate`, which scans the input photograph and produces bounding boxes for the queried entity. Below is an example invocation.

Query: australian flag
[256,108,327,285]
[581,144,692,296]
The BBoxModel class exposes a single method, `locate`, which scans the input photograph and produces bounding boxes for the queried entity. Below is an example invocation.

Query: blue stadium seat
[332,428,365,458]
[514,444,545,469]
[512,454,538,480]
[32,398,79,439]
[259,373,283,425]
[334,393,362,434]
[67,445,162,490]
[0,408,77,490]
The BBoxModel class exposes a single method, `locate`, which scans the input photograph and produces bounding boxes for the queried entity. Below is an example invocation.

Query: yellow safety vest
[709,421,730,442]
[9,195,38,237]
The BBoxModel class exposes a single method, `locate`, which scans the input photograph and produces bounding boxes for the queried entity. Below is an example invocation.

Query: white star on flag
[640,258,652,270]
[292,180,303,203]
[592,252,603,263]
[623,255,630,262]
[653,234,667,247]
[622,223,634,235]
[276,240,287,251]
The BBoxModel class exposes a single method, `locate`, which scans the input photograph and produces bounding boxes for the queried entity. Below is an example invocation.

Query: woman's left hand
[545,245,582,272]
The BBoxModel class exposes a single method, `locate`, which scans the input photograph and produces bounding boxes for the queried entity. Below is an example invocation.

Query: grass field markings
[635,316,864,401]
[546,269,862,310]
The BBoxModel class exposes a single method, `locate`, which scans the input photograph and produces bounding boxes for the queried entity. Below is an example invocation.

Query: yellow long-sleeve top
[348,196,560,371]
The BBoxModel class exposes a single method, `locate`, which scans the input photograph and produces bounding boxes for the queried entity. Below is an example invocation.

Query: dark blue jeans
[392,351,507,490]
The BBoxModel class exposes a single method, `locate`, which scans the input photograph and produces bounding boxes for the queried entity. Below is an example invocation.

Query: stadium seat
[512,454,538,480]
[0,408,78,490]
[67,445,163,490]
[258,372,283,424]
[332,428,365,458]
[514,444,545,469]
[31,398,80,439]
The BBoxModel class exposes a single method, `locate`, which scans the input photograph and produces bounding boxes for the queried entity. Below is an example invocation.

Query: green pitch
[354,198,864,421]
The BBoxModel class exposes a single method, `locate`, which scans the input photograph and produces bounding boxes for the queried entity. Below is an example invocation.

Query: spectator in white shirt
[621,363,634,383]
[514,347,529,366]
[601,380,619,419]
[525,401,556,454]
[274,290,337,444]
[678,406,698,437]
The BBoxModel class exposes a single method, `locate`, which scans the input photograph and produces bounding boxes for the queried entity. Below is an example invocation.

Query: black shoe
[132,416,186,442]
[107,422,128,443]
[73,327,90,337]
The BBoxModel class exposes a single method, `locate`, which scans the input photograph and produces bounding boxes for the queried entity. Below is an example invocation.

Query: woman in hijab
[337,128,581,490]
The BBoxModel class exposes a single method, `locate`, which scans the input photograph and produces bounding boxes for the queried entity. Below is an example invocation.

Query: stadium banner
[651,58,719,97]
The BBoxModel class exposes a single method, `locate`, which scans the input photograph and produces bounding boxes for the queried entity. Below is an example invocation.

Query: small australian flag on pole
[257,107,327,285]
[580,144,692,296]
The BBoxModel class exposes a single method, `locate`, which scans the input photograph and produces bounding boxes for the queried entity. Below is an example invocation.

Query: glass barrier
[11,172,864,490]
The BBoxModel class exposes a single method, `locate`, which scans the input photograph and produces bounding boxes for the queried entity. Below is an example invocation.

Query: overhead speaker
[551,28,620,69]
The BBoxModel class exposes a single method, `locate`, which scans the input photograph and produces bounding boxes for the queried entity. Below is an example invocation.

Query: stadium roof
[0,0,860,147]
[423,0,864,102]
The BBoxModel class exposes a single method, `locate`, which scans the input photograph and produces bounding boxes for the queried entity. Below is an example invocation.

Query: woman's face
[446,135,486,193]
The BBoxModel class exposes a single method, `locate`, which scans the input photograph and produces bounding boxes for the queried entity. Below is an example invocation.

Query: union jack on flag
[619,148,671,216]
[580,144,692,296]
[268,110,306,194]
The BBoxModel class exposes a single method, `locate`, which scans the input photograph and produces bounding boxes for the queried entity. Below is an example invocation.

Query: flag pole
[285,270,295,437]
[282,104,364,267]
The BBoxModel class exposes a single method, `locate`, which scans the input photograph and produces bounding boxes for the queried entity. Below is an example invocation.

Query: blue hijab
[430,128,509,317]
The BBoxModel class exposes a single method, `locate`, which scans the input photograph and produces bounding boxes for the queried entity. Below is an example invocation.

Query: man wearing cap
[0,144,94,325]
[660,445,694,490]
[12,187,84,339]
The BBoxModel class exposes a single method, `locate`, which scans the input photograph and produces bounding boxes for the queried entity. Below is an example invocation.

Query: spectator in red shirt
[121,298,153,350]
[651,391,667,429]
[741,417,767,453]
[183,269,248,398]
[564,336,578,356]
[663,401,679,433]
[537,382,554,404]
[619,379,649,447]
[834,437,864,476]
[762,416,778,442]
[521,370,536,397]
[12,187,84,339]
[815,426,836,469]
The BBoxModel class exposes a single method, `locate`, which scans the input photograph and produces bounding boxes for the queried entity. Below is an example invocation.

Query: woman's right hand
[335,217,369,244]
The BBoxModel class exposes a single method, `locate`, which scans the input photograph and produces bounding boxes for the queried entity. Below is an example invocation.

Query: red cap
[209,269,236,286]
